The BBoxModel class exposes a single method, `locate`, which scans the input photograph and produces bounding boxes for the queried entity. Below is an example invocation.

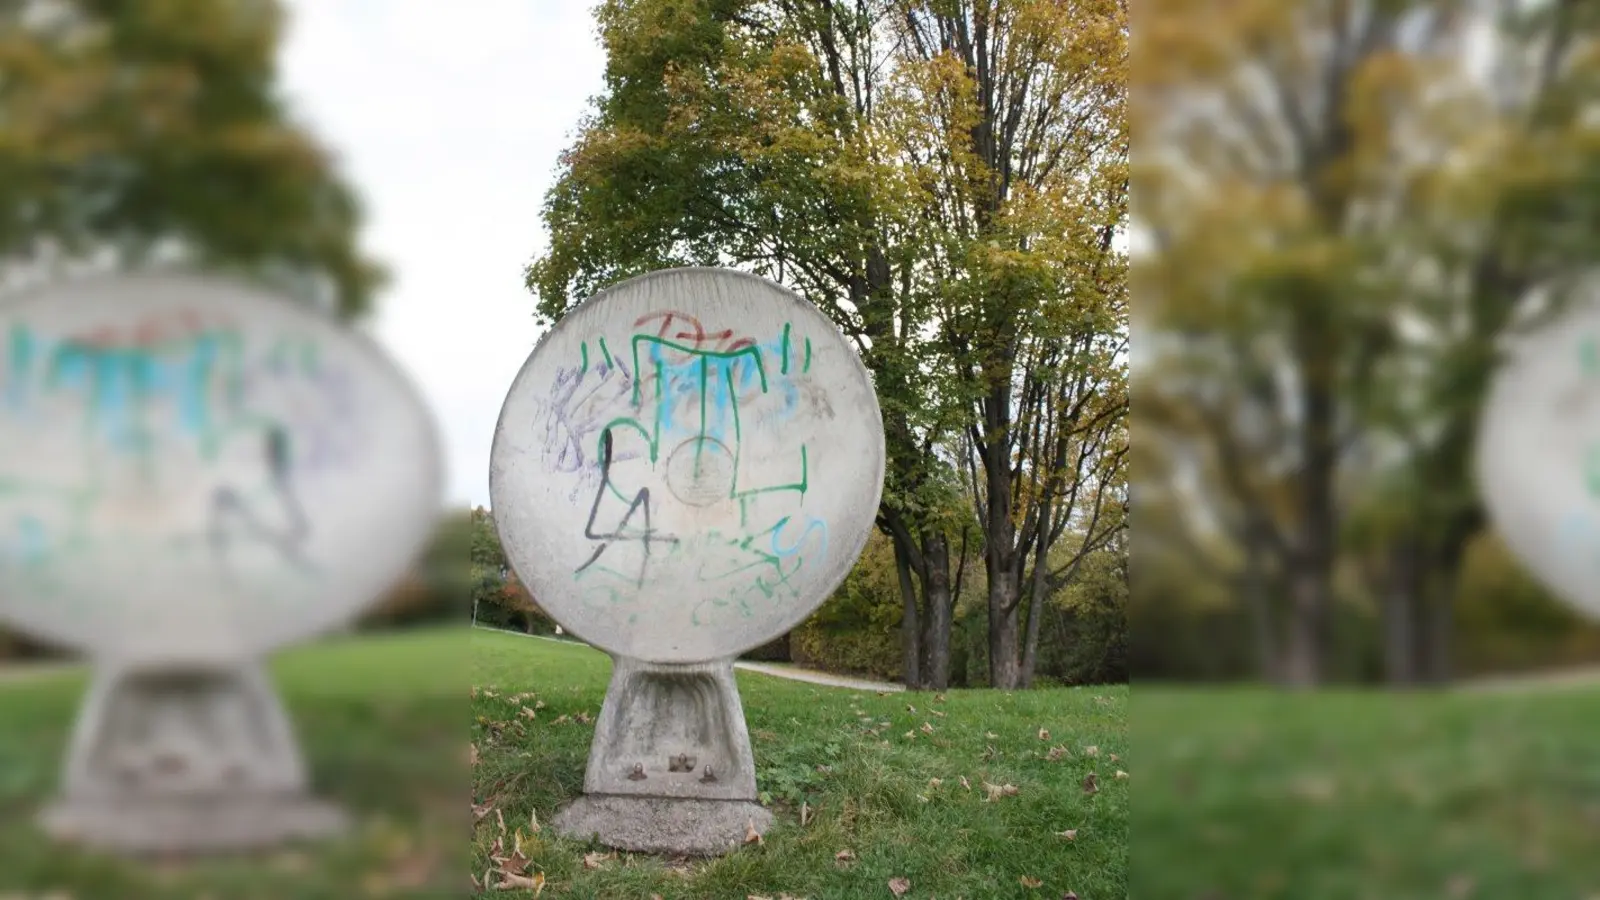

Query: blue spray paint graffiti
[0,315,360,578]
[541,311,827,627]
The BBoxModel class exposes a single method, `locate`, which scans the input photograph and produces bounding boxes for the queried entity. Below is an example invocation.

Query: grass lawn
[1136,685,1600,899]
[470,629,1127,899]
[0,626,469,899]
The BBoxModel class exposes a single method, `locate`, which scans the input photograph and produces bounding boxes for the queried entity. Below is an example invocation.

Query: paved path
[0,660,78,684]
[1460,665,1600,693]
[472,625,905,693]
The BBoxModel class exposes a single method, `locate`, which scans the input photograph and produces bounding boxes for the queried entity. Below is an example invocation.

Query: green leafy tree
[528,0,969,689]
[528,0,1128,690]
[0,0,384,315]
[1137,0,1600,685]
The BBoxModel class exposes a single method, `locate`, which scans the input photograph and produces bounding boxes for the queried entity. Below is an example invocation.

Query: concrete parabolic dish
[490,268,886,663]
[0,272,444,662]
[1477,298,1600,620]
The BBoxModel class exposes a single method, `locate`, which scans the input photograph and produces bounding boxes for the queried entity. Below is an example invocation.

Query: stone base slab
[39,793,349,855]
[553,794,774,857]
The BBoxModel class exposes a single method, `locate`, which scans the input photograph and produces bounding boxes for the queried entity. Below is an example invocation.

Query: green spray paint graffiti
[550,311,830,625]
[0,311,359,583]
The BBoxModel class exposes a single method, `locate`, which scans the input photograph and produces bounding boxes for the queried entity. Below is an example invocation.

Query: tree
[891,0,1128,688]
[1136,0,1600,685]
[528,0,1128,690]
[527,0,972,689]
[0,0,384,315]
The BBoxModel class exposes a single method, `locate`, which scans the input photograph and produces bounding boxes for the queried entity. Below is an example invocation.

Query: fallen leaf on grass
[1083,745,1100,757]
[1082,773,1099,794]
[490,828,535,874]
[1038,728,1050,741]
[1056,829,1078,841]
[959,775,971,790]
[469,743,480,767]
[935,693,947,702]
[1110,753,1120,763]
[888,877,911,896]
[1021,875,1043,888]
[928,778,943,788]
[931,710,946,718]
[472,802,493,822]
[1115,770,1129,780]
[1062,892,1078,900]
[920,722,935,734]
[582,851,611,869]
[836,849,857,863]
[1045,746,1068,762]
[493,870,544,893]
[745,819,764,845]
[801,801,810,827]
[552,715,571,725]
[576,710,594,724]
[520,706,538,720]
[529,808,540,833]
[983,781,1020,801]
[985,731,999,739]
[496,808,506,833]
[906,704,917,713]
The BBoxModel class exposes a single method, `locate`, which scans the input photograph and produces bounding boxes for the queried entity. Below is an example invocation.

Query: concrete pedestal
[553,656,773,856]
[39,661,347,854]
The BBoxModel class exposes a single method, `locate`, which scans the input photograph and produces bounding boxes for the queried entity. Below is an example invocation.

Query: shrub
[791,531,902,680]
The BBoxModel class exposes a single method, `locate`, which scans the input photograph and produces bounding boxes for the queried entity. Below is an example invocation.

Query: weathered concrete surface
[61,663,308,797]
[0,271,445,855]
[585,656,757,799]
[553,795,774,857]
[489,268,886,859]
[41,793,347,855]
[1478,295,1600,619]
[490,268,886,664]
[40,660,349,853]
[0,271,443,661]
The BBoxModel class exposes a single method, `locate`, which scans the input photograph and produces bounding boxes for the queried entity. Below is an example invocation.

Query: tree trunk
[1240,529,1279,682]
[894,540,923,690]
[1419,541,1467,686]
[1283,563,1329,688]
[1019,486,1056,688]
[1020,591,1046,688]
[1285,307,1339,688]
[1381,538,1423,687]
[921,533,953,690]
[988,569,1023,689]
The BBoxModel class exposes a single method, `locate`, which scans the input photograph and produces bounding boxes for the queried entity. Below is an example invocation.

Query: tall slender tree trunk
[1285,325,1339,688]
[989,569,1023,689]
[1382,570,1420,682]
[1282,568,1328,688]
[1382,538,1423,687]
[894,541,923,690]
[921,533,953,690]
[1419,540,1468,686]
[1240,528,1279,682]
[1020,592,1046,688]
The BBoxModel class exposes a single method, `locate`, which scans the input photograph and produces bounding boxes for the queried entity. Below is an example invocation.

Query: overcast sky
[276,1,606,509]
